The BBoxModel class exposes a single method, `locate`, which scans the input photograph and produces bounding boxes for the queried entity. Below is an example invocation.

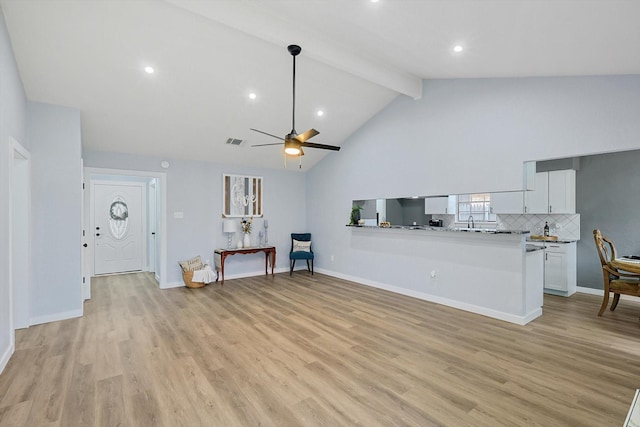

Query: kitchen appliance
[429,219,443,227]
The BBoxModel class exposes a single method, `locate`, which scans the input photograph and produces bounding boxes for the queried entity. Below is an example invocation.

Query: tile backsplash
[432,213,581,240]
[497,214,580,240]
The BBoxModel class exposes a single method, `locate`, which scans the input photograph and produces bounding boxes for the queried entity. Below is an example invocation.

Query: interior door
[93,182,145,275]
[81,160,90,300]
[148,180,157,275]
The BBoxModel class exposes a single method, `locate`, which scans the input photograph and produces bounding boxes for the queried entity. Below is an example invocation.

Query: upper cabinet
[547,170,576,214]
[425,196,456,215]
[524,172,549,214]
[524,170,576,214]
[490,191,524,214]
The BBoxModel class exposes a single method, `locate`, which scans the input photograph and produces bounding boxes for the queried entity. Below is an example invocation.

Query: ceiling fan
[251,44,340,165]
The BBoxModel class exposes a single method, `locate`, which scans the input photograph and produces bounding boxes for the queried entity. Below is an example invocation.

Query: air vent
[226,138,243,146]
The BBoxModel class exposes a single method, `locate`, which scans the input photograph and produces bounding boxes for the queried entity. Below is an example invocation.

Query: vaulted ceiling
[2,0,640,170]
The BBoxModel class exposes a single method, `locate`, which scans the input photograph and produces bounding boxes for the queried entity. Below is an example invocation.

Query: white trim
[30,309,83,326]
[9,137,31,332]
[84,167,167,289]
[315,268,542,325]
[578,285,640,302]
[577,286,602,296]
[162,281,185,289]
[165,267,290,289]
[0,342,15,375]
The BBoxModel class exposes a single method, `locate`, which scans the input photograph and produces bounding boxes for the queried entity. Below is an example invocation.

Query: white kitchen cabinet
[524,170,575,214]
[490,191,524,214]
[425,196,455,215]
[542,242,577,296]
[524,172,549,214]
[548,170,576,214]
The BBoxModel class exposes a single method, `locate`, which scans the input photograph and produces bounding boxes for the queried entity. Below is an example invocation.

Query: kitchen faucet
[467,215,475,229]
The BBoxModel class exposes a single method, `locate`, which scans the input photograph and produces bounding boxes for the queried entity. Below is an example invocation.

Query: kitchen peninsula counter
[347,225,543,325]
[347,224,528,235]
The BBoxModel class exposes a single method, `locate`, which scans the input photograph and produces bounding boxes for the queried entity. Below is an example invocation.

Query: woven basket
[182,270,205,289]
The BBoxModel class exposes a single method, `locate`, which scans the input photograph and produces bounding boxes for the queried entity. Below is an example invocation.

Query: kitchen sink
[455,228,497,233]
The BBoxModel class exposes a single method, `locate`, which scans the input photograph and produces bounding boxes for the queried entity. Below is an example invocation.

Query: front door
[93,182,145,275]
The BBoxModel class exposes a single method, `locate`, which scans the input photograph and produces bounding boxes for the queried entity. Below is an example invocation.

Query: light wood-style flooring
[1,271,640,426]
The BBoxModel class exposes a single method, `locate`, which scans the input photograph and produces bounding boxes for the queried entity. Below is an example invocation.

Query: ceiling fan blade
[250,128,284,141]
[294,128,319,143]
[252,142,285,147]
[301,141,341,151]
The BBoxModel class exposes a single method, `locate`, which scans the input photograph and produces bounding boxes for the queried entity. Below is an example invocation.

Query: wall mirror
[223,174,263,217]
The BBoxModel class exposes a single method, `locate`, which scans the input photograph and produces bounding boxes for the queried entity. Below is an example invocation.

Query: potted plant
[350,205,363,225]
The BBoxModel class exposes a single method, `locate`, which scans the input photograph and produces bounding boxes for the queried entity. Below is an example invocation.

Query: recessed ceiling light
[453,45,464,53]
[248,92,257,100]
[144,66,155,74]
[316,110,324,117]
[371,0,379,3]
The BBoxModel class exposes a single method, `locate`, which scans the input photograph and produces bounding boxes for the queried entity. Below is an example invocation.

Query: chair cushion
[179,255,204,272]
[291,251,314,260]
[292,239,311,252]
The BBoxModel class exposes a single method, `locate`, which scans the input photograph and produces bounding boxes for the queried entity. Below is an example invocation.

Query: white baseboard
[0,341,15,375]
[315,268,541,325]
[578,285,640,302]
[577,286,602,296]
[29,309,83,326]
[161,281,184,289]
[163,267,290,289]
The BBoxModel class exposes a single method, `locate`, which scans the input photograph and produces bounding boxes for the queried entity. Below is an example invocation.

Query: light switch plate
[173,211,184,219]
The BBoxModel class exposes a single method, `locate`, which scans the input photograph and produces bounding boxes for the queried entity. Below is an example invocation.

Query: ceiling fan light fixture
[284,139,301,156]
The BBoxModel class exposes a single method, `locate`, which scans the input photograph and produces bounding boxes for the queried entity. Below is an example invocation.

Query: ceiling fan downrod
[288,44,301,136]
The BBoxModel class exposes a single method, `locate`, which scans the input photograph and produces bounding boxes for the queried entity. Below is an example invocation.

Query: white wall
[0,4,28,373]
[82,150,307,285]
[28,101,83,324]
[308,75,640,298]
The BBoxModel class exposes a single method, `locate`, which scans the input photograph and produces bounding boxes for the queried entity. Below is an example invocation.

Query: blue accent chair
[290,233,314,276]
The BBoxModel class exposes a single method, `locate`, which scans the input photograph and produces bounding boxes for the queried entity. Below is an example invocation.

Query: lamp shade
[223,219,237,233]
[284,139,301,155]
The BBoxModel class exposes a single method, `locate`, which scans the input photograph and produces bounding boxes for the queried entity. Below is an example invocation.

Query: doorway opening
[83,167,167,297]
[11,138,30,330]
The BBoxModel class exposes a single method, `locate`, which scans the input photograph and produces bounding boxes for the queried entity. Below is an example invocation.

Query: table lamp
[223,219,237,249]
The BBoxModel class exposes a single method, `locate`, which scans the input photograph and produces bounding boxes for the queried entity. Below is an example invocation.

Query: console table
[214,246,276,284]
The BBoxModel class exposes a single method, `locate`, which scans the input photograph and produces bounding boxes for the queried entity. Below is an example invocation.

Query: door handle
[96,233,101,237]
[151,232,156,235]
[96,226,100,230]
[83,243,88,247]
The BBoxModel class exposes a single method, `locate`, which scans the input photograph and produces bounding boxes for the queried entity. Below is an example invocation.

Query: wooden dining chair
[592,229,640,316]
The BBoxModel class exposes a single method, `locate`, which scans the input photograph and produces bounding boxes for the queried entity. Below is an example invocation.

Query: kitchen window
[457,193,496,223]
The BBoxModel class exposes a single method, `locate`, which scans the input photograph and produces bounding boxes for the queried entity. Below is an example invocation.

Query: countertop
[526,238,578,244]
[346,224,529,235]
